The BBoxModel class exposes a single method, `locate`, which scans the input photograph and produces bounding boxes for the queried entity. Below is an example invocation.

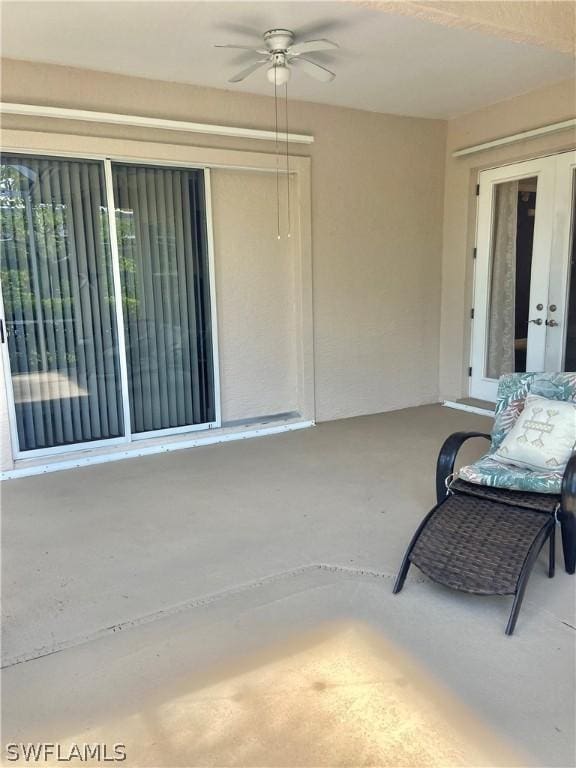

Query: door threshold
[443,399,495,417]
[1,418,314,480]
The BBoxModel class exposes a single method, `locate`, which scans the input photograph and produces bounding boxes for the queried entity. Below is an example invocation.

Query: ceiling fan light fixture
[267,64,291,85]
[216,25,339,240]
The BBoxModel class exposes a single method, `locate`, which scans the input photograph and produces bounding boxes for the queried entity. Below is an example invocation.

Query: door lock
[549,304,557,312]
[529,318,543,325]
[536,303,544,311]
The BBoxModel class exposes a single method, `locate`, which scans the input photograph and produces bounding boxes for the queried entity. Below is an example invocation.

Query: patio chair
[393,372,576,635]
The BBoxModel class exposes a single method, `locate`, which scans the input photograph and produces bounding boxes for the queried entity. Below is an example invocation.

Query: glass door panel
[0,156,124,453]
[471,157,556,401]
[546,154,576,372]
[111,164,215,435]
[486,177,538,378]
[563,170,576,370]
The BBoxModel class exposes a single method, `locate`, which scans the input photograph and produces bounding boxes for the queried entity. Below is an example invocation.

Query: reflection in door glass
[0,156,124,451]
[486,177,537,379]
[112,164,215,433]
[563,171,576,371]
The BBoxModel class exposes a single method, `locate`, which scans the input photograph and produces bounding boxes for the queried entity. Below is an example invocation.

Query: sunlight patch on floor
[42,623,522,767]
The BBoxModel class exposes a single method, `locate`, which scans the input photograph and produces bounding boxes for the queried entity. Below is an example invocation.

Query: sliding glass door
[112,164,215,436]
[0,154,218,457]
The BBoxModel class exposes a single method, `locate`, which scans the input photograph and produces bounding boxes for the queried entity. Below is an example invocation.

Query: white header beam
[452,118,576,158]
[0,102,315,145]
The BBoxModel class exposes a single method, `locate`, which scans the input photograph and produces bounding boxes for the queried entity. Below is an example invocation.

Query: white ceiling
[2,1,574,118]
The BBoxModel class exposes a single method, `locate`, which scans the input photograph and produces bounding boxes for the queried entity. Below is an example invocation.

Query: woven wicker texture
[450,478,559,514]
[410,494,554,595]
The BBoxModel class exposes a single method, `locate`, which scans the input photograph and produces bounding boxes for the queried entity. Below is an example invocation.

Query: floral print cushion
[491,372,576,451]
[458,372,576,495]
[459,454,563,495]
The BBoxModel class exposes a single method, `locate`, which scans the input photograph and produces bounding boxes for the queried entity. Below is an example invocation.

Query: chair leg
[506,523,554,636]
[393,551,412,594]
[549,523,556,579]
[393,505,439,594]
[559,510,576,574]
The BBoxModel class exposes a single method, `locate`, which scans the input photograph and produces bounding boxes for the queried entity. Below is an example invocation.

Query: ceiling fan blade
[290,57,336,82]
[289,39,339,56]
[214,21,263,40]
[228,60,268,83]
[215,44,267,53]
[294,20,346,39]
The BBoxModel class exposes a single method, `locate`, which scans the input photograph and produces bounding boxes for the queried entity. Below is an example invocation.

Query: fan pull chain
[284,80,291,239]
[274,67,281,240]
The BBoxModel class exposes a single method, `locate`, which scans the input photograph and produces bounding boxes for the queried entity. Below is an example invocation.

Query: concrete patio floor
[2,405,575,766]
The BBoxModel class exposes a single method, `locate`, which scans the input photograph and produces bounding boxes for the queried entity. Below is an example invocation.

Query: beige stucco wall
[1,59,574,470]
[439,77,576,401]
[0,58,446,459]
[211,170,299,423]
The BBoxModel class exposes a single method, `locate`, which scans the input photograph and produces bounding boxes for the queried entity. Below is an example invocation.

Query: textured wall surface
[211,170,299,423]
[1,56,572,470]
[0,58,446,460]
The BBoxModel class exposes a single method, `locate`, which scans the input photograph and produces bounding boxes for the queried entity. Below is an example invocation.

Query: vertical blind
[112,164,215,433]
[0,156,123,451]
[0,156,216,454]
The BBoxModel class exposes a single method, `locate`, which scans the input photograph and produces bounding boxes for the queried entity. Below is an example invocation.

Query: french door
[0,154,219,458]
[470,150,576,401]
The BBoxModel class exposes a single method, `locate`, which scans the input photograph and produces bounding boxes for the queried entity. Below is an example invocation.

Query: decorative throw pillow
[493,394,576,472]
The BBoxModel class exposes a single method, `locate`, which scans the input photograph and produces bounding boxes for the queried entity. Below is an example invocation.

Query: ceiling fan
[215,28,339,84]
[215,27,339,240]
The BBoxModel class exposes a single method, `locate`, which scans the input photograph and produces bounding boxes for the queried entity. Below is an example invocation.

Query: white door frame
[470,156,558,401]
[546,152,576,371]
[0,151,221,459]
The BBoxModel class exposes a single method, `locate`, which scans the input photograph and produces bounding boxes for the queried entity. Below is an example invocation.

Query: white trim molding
[443,401,495,417]
[0,102,315,145]
[0,420,315,480]
[452,118,576,158]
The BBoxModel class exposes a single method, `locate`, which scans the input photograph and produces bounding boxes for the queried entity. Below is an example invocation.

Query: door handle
[546,319,559,327]
[529,318,543,325]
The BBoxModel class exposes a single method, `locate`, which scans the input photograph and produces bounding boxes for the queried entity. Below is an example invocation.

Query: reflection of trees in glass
[1,164,77,372]
[1,165,73,315]
[0,162,121,374]
[115,209,139,317]
[0,162,187,383]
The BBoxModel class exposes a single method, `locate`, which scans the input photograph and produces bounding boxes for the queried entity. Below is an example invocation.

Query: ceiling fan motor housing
[264,29,295,52]
[218,27,337,84]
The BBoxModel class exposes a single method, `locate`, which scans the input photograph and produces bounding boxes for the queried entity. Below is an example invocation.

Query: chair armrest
[561,453,576,516]
[436,431,491,503]
[560,454,576,574]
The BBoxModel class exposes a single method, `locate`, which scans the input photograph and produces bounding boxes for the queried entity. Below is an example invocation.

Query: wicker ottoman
[393,481,557,635]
